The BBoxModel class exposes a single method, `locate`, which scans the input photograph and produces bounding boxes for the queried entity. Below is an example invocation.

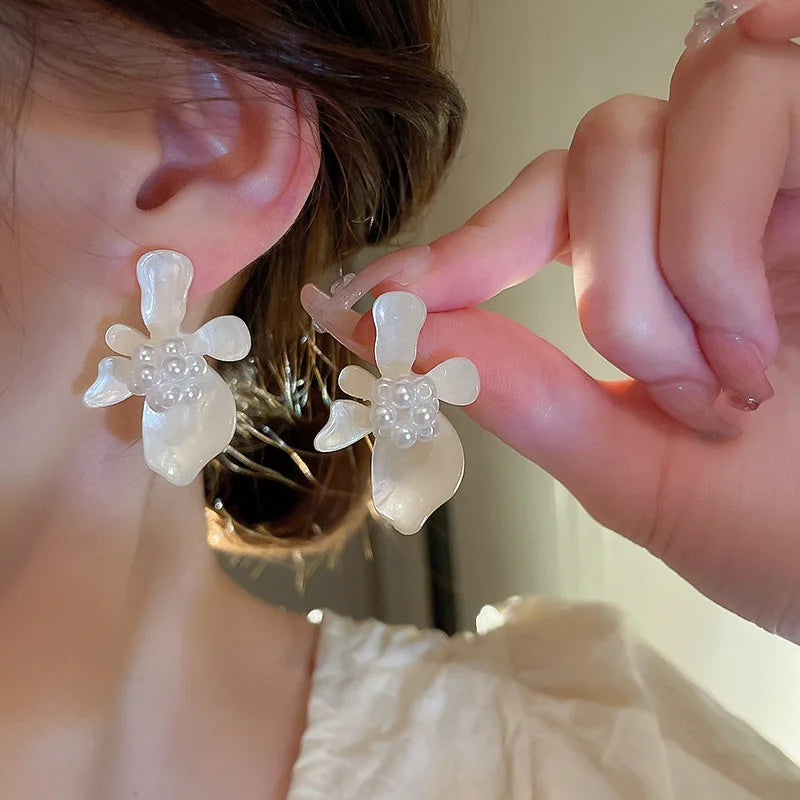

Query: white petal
[371,414,464,535]
[339,365,377,401]
[373,292,426,379]
[105,324,148,357]
[136,250,194,340]
[184,315,251,361]
[314,400,372,453]
[83,357,133,408]
[142,368,236,487]
[427,357,480,406]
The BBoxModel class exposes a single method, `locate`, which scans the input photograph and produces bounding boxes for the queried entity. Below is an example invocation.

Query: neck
[0,249,315,798]
[0,249,155,581]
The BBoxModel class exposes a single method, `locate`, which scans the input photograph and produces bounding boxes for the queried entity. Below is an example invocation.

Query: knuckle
[578,291,655,364]
[572,94,666,157]
[513,148,567,183]
[531,148,568,170]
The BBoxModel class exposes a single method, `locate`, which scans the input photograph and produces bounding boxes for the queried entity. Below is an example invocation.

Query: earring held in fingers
[312,290,480,536]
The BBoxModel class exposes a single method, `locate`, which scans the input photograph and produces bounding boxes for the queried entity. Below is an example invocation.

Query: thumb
[407,306,669,541]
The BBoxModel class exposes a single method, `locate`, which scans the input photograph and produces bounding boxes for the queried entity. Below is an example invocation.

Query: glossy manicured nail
[648,380,739,439]
[300,245,432,360]
[322,246,431,313]
[299,283,372,362]
[696,329,774,412]
[379,245,433,287]
[348,244,432,299]
[685,1,762,49]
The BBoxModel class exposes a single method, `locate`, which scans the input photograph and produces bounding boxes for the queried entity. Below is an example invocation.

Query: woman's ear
[128,60,320,298]
[6,57,319,308]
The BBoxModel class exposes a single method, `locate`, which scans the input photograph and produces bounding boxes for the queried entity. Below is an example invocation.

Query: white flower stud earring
[314,291,480,535]
[83,250,251,486]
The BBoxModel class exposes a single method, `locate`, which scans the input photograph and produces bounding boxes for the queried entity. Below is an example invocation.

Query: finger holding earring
[312,290,480,536]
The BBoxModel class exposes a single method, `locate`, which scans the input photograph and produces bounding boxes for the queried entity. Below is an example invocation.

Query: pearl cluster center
[127,338,208,412]
[371,375,439,449]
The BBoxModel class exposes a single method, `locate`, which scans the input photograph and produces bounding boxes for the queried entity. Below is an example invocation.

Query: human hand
[739,0,800,41]
[304,20,800,642]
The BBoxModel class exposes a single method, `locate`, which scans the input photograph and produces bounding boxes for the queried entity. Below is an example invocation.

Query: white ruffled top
[287,597,800,799]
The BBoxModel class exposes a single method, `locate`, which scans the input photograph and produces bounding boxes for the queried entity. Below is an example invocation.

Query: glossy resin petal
[83,250,252,487]
[142,368,236,486]
[371,414,465,535]
[312,290,480,534]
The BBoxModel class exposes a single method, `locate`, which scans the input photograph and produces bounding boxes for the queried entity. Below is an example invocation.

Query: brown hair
[2,0,464,557]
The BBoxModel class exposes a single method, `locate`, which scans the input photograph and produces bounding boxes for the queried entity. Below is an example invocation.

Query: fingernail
[317,245,431,317]
[350,244,432,299]
[647,380,739,439]
[299,246,432,363]
[685,1,762,48]
[383,245,432,287]
[299,283,373,363]
[696,329,774,412]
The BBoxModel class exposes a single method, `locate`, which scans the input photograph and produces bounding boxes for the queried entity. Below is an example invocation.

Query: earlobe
[132,59,320,298]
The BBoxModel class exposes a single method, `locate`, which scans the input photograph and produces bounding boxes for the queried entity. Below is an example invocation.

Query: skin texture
[0,58,321,800]
[3,4,800,798]
[342,24,800,643]
[740,0,800,39]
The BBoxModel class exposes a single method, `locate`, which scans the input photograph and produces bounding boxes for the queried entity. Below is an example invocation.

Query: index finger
[367,149,569,311]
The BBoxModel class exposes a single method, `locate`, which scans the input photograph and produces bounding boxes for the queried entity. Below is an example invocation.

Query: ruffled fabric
[288,598,800,799]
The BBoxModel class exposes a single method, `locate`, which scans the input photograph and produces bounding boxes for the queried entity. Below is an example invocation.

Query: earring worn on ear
[83,250,251,486]
[312,289,480,536]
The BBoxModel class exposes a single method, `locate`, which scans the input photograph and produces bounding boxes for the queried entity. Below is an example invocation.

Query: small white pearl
[128,365,159,395]
[165,385,183,404]
[392,382,414,409]
[372,405,395,428]
[416,425,436,442]
[133,344,156,364]
[185,355,207,378]
[411,405,436,427]
[183,384,203,403]
[417,380,435,401]
[161,338,187,357]
[163,356,187,379]
[375,380,393,404]
[150,384,183,410]
[391,425,416,449]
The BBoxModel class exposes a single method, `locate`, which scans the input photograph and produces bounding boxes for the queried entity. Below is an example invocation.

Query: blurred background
[227,0,800,765]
